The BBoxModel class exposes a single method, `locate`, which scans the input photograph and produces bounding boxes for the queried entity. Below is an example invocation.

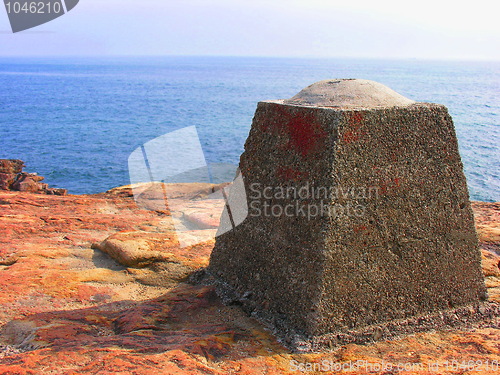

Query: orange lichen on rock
[0,189,499,374]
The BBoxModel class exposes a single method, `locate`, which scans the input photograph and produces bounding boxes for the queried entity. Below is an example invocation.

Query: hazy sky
[1,0,499,60]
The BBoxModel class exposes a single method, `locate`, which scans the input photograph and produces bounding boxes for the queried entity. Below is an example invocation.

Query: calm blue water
[0,57,498,201]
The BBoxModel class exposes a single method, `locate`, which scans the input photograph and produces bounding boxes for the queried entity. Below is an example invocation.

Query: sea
[0,57,498,201]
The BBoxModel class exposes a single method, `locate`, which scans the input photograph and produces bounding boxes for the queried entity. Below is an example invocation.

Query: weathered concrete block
[207,79,487,348]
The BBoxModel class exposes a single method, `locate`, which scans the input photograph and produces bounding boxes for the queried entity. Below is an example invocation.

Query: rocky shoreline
[0,160,67,196]
[0,164,498,373]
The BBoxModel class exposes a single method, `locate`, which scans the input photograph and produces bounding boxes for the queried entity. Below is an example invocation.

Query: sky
[0,0,499,60]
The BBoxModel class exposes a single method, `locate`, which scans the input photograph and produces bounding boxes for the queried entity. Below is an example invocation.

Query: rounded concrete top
[282,79,415,108]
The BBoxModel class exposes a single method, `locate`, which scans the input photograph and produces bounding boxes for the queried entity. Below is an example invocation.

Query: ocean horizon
[0,56,498,201]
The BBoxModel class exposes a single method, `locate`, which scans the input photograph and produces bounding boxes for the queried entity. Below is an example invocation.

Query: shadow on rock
[0,283,288,362]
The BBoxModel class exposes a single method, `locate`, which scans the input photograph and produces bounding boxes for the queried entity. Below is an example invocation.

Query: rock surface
[0,160,67,196]
[0,160,24,191]
[0,160,24,175]
[0,188,498,374]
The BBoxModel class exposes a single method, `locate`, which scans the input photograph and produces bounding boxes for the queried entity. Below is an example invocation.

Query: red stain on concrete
[259,105,328,182]
[275,107,327,157]
[276,167,310,182]
[342,112,365,144]
[353,225,368,233]
[379,177,402,195]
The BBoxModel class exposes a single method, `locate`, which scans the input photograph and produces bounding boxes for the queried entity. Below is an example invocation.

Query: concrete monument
[207,79,489,350]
